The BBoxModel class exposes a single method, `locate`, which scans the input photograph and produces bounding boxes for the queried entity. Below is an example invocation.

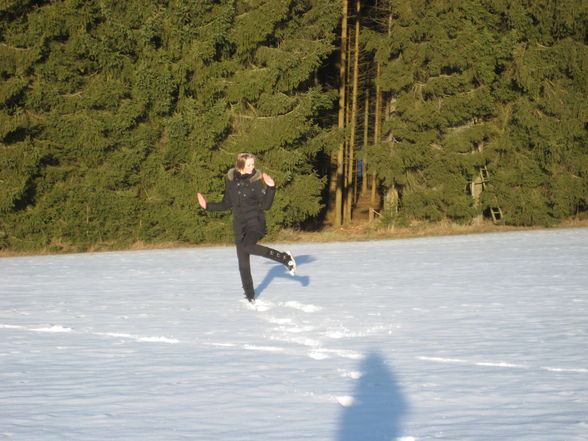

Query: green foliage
[0,0,339,252]
[367,0,588,225]
[2,0,585,252]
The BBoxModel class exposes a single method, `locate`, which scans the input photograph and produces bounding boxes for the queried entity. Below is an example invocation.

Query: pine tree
[0,0,340,252]
[216,0,340,233]
[480,0,588,225]
[363,0,588,225]
[2,0,585,253]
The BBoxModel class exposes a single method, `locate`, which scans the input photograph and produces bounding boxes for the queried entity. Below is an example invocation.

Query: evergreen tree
[0,0,340,252]
[364,0,587,225]
[2,0,585,253]
[218,0,340,233]
[481,0,588,225]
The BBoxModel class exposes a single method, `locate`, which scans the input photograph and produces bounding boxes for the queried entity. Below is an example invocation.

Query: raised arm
[260,172,276,211]
[197,193,207,209]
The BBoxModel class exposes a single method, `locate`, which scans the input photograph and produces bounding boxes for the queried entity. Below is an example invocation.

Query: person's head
[236,152,256,174]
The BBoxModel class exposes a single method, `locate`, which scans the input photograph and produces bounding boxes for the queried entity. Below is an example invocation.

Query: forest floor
[273,216,588,245]
[2,217,587,258]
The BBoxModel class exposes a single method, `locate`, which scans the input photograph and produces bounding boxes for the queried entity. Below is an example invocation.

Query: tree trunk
[334,0,349,227]
[382,89,399,214]
[345,0,361,224]
[370,62,382,222]
[471,143,485,224]
[361,87,369,196]
[379,12,397,218]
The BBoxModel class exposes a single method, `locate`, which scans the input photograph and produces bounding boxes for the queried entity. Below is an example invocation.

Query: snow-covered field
[1,228,587,441]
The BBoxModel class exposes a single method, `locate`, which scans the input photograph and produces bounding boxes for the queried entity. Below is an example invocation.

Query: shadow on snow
[255,254,314,298]
[337,351,409,441]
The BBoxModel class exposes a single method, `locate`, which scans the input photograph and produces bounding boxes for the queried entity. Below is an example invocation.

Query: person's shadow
[336,351,409,441]
[254,255,314,298]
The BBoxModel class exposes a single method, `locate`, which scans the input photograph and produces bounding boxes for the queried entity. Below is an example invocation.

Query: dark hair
[236,152,255,170]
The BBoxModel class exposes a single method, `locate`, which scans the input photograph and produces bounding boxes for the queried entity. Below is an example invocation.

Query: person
[197,152,296,303]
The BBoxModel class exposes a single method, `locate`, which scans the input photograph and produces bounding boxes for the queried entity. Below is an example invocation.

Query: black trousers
[235,231,284,297]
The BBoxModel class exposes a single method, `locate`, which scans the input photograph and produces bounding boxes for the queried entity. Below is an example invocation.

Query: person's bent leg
[240,231,270,257]
[241,232,297,275]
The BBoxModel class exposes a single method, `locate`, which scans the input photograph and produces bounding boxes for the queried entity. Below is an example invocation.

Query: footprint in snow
[243,299,322,313]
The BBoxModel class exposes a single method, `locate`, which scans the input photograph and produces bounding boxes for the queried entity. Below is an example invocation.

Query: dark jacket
[206,168,276,242]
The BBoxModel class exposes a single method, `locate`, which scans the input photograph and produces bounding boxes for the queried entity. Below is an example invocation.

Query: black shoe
[267,249,296,275]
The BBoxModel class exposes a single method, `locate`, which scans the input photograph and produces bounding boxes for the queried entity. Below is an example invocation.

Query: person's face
[241,158,255,174]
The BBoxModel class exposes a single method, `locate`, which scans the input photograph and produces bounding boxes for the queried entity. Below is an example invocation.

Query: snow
[1,228,587,441]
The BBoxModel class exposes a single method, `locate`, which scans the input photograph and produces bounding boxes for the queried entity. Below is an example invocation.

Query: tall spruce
[482,0,588,225]
[362,0,587,225]
[0,0,339,252]
[216,0,339,234]
[1,0,586,253]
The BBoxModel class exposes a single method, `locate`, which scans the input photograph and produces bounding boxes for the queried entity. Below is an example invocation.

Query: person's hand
[262,172,275,187]
[197,193,207,209]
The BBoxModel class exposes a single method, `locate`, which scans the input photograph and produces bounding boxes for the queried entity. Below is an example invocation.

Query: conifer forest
[1,0,587,252]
